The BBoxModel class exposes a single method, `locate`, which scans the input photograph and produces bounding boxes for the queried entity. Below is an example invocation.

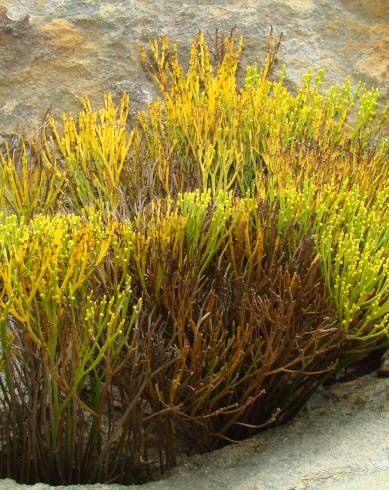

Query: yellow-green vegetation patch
[0,32,387,485]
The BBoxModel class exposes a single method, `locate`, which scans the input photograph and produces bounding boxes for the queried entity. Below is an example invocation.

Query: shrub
[0,31,387,484]
[0,215,150,483]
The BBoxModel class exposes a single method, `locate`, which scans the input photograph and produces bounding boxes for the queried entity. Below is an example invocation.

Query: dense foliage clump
[0,32,388,484]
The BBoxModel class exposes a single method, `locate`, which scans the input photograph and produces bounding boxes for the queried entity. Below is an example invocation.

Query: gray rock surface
[1,373,389,489]
[0,0,388,137]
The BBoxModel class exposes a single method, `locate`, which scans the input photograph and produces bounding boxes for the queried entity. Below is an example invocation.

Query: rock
[1,374,389,489]
[40,19,84,53]
[0,7,38,79]
[0,0,388,135]
[339,0,389,20]
[356,39,389,85]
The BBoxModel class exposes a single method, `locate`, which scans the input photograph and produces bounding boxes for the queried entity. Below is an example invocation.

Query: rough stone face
[0,0,388,138]
[1,374,388,489]
[40,19,84,53]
